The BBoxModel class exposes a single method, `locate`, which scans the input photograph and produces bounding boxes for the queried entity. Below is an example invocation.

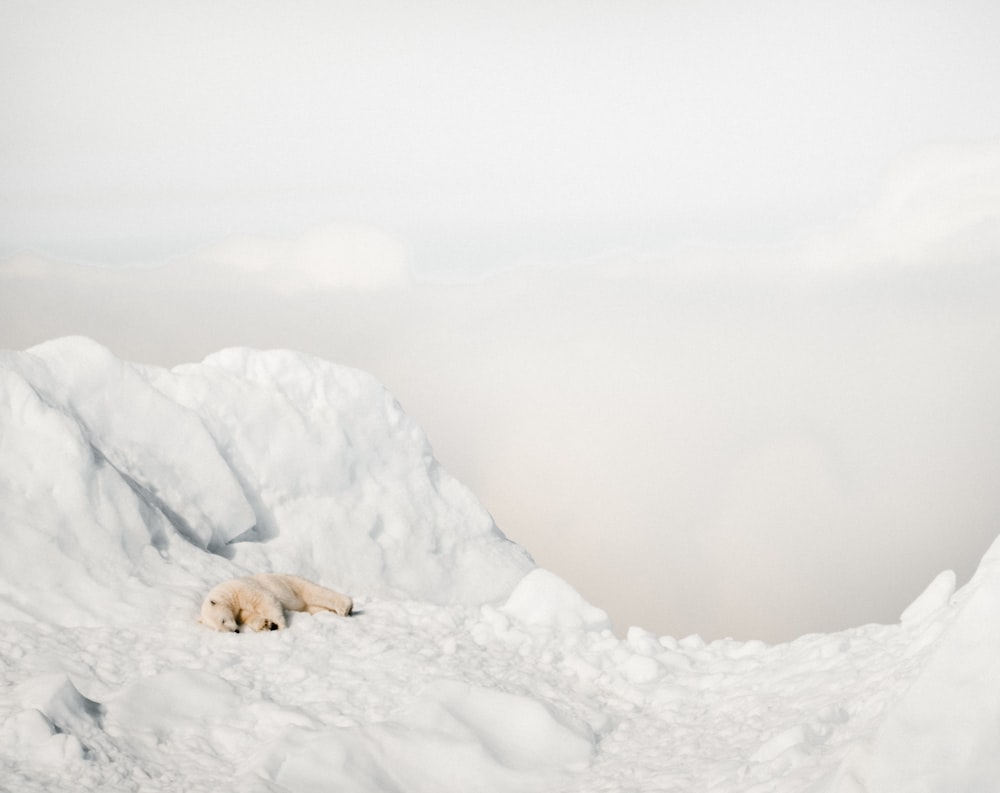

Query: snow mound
[3,337,1000,792]
[829,538,1000,792]
[256,679,594,793]
[501,568,612,632]
[899,568,956,626]
[0,336,532,625]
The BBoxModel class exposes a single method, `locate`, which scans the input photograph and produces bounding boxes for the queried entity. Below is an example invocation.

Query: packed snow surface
[2,337,999,792]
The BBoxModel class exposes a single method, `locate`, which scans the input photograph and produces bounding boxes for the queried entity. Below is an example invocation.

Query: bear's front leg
[239,592,287,632]
[243,613,285,632]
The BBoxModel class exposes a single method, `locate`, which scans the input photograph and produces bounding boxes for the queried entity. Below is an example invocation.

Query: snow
[2,336,1000,791]
[500,569,612,633]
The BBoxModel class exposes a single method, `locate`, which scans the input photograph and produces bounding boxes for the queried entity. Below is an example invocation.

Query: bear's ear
[210,600,216,605]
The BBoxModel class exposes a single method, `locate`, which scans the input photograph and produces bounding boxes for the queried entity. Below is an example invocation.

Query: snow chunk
[15,674,102,733]
[750,725,809,764]
[900,569,956,626]
[0,362,201,624]
[501,568,611,632]
[830,536,1000,790]
[620,654,662,685]
[5,337,255,549]
[5,674,100,769]
[0,710,85,768]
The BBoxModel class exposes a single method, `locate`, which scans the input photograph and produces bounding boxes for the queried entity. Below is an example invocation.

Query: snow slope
[1,337,998,792]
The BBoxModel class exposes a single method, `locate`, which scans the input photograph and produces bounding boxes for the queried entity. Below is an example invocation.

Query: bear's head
[199,595,239,632]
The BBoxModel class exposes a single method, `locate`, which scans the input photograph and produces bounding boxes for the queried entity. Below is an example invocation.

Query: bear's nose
[269,622,278,630]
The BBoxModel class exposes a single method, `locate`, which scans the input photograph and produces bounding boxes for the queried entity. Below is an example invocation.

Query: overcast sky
[4,1,1000,275]
[3,1,1000,640]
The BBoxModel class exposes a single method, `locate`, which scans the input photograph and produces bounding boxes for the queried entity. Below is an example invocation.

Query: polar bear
[199,573,353,632]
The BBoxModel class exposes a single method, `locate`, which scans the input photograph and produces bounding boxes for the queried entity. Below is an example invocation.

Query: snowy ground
[2,337,999,792]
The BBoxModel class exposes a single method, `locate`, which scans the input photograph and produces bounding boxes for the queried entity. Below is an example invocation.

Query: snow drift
[2,337,1000,792]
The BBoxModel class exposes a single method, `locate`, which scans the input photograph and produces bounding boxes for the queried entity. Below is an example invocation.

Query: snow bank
[829,536,1000,792]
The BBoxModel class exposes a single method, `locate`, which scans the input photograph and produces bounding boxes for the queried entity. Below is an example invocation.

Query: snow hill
[2,336,999,792]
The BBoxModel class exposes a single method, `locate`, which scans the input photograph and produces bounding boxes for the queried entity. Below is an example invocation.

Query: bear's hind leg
[302,586,353,617]
[284,575,353,617]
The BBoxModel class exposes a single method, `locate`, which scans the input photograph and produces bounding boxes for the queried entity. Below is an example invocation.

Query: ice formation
[2,337,999,792]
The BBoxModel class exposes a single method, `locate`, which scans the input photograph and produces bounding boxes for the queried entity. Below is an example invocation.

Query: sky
[5,0,1000,276]
[3,1,1000,641]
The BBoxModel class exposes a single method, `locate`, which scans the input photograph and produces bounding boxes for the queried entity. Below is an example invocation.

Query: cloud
[5,3,1000,276]
[182,222,413,294]
[803,138,1000,271]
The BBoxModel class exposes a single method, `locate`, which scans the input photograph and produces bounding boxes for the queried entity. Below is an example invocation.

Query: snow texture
[2,336,999,792]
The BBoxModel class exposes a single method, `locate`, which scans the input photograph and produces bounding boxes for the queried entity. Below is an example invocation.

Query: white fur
[199,573,353,632]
